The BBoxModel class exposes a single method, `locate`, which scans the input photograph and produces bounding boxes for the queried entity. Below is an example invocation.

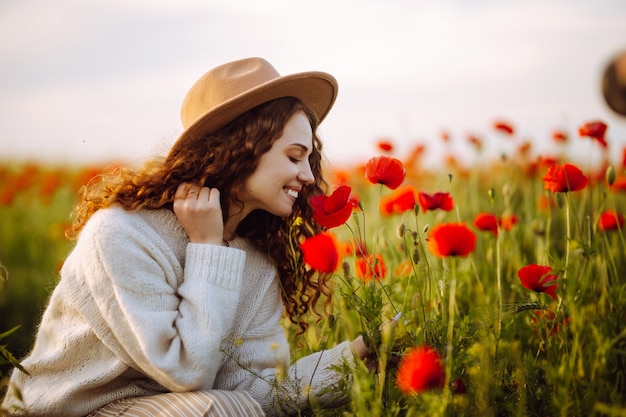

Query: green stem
[444,257,457,404]
[496,229,503,341]
[564,194,571,281]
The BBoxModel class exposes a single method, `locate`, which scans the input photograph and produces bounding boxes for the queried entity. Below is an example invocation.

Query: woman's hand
[173,183,224,245]
[351,312,402,372]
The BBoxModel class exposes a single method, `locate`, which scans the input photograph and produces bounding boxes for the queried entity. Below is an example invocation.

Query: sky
[1,0,626,169]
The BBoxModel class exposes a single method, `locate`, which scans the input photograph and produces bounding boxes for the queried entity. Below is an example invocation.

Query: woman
[2,57,370,417]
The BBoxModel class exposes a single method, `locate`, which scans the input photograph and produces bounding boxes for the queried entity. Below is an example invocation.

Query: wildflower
[499,214,519,231]
[345,239,368,258]
[516,264,558,301]
[532,310,569,335]
[427,223,476,258]
[355,253,387,282]
[376,138,394,152]
[578,120,608,148]
[365,156,406,190]
[417,191,454,213]
[598,209,624,231]
[542,163,588,193]
[394,259,413,277]
[473,212,498,236]
[551,130,568,143]
[300,232,341,273]
[453,378,467,394]
[396,346,445,394]
[330,169,351,186]
[381,186,417,216]
[518,141,532,157]
[473,209,518,236]
[310,185,353,229]
[405,144,427,167]
[467,134,483,151]
[0,186,17,206]
[493,120,515,136]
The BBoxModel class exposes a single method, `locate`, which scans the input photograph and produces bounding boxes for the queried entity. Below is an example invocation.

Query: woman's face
[239,111,315,218]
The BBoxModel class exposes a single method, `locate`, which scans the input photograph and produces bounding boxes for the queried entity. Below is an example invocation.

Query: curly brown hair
[66,97,332,332]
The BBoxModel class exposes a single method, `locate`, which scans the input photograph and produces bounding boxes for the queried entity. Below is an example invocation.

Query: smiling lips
[285,188,299,199]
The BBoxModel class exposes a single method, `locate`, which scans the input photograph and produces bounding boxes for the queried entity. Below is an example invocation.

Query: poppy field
[1,119,626,416]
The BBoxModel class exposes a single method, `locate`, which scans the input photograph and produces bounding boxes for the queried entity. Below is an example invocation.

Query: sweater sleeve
[77,210,246,392]
[263,341,354,416]
[228,334,355,416]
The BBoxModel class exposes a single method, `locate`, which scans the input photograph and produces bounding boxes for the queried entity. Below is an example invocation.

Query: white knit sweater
[2,207,353,417]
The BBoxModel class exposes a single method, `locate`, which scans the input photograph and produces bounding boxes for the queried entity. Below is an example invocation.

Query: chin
[269,205,295,218]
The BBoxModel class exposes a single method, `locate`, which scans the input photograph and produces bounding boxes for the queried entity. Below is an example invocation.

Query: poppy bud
[606,165,616,187]
[352,212,360,226]
[397,223,406,239]
[412,247,421,264]
[342,261,351,276]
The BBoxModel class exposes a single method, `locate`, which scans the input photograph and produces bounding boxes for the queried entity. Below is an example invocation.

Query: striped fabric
[87,390,265,417]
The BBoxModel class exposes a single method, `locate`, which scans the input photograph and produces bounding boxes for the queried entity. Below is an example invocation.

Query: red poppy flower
[598,209,624,231]
[376,138,394,152]
[396,346,445,394]
[552,130,568,143]
[355,253,387,282]
[406,144,427,165]
[364,156,406,190]
[427,223,476,258]
[474,212,498,236]
[417,191,454,213]
[381,186,417,216]
[310,185,353,229]
[532,309,569,335]
[518,141,532,156]
[300,232,341,273]
[493,120,515,136]
[345,239,368,258]
[516,264,558,301]
[578,120,608,148]
[542,163,588,193]
[499,214,518,231]
[467,134,483,150]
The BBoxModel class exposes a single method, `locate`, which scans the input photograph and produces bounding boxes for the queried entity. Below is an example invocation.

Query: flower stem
[496,230,503,340]
[564,194,571,281]
[444,257,457,403]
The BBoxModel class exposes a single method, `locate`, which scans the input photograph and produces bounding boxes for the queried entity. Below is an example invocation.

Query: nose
[298,161,315,185]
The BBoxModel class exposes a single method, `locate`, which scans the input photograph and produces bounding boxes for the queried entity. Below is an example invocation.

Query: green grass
[0,155,625,416]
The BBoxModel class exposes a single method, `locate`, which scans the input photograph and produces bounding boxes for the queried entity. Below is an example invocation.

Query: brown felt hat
[169,57,338,155]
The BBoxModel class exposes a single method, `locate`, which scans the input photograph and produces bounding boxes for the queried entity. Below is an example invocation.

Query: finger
[197,187,211,201]
[174,183,191,200]
[186,188,199,199]
[208,188,220,203]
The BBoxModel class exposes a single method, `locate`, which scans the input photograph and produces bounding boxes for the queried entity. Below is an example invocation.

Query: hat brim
[171,71,338,153]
